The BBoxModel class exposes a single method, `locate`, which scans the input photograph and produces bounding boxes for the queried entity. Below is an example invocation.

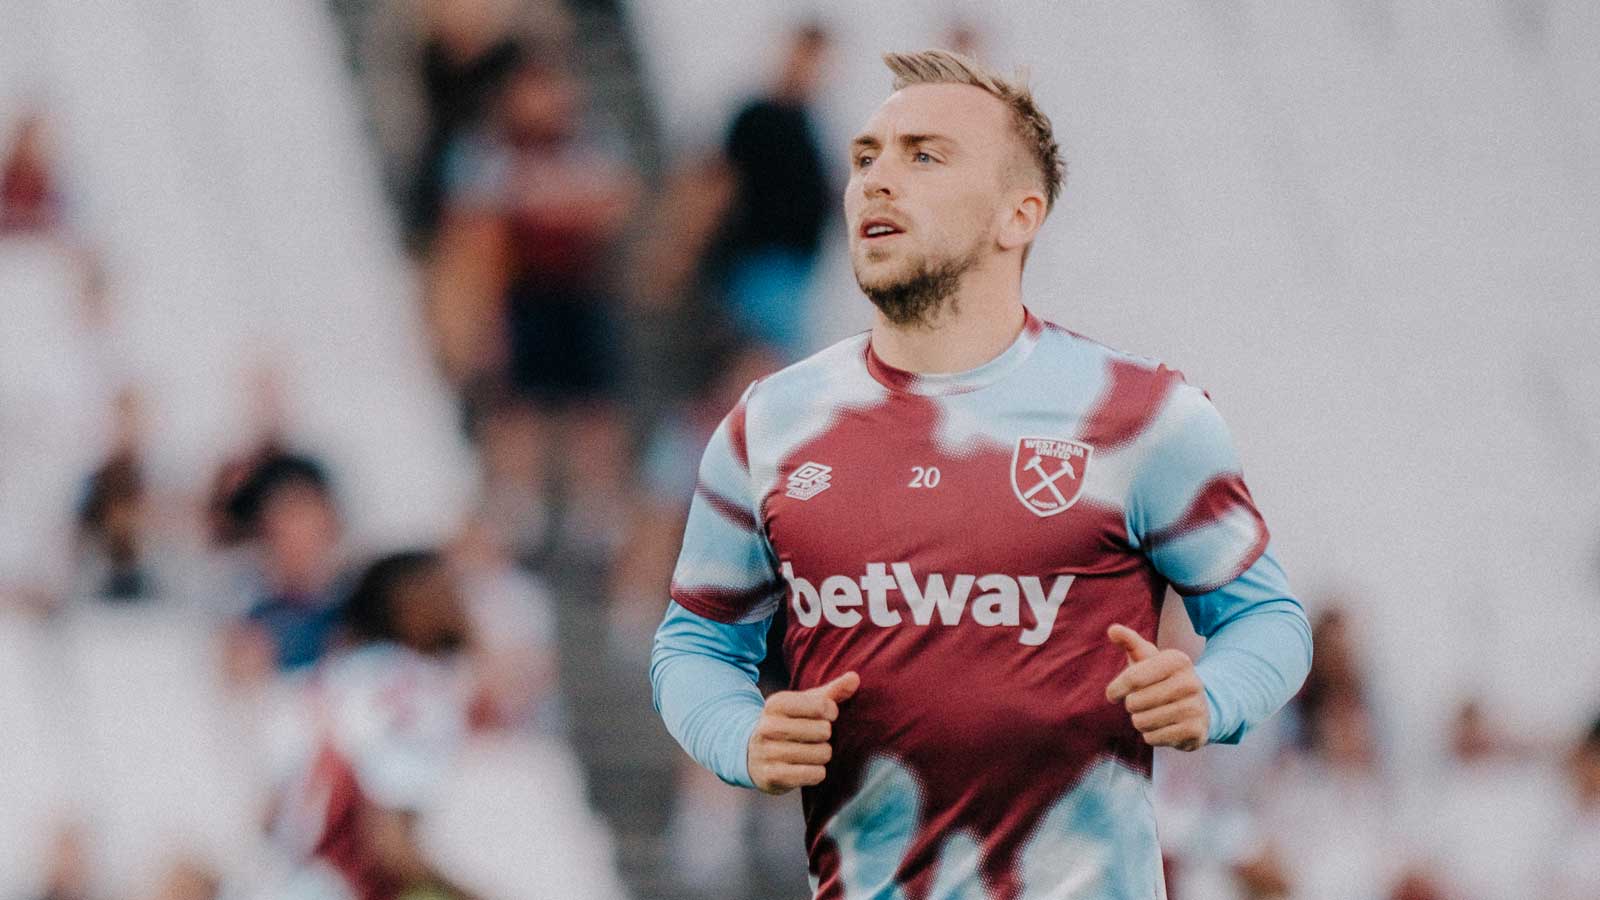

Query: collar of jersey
[864,307,1043,396]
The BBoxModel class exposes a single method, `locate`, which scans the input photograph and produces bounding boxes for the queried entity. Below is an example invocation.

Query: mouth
[859,217,906,241]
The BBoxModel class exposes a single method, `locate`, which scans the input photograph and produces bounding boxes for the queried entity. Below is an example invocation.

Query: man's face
[780,35,829,99]
[259,482,339,591]
[395,565,470,656]
[503,69,578,144]
[844,83,1019,323]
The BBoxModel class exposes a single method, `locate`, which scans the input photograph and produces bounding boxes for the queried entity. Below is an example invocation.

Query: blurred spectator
[0,109,101,292]
[710,23,835,357]
[74,391,156,602]
[268,551,478,900]
[1388,872,1451,900]
[431,58,638,397]
[545,400,633,559]
[203,365,294,550]
[222,454,348,677]
[430,57,640,557]
[1288,607,1366,749]
[1545,714,1600,899]
[1,113,63,236]
[406,0,525,246]
[75,449,153,602]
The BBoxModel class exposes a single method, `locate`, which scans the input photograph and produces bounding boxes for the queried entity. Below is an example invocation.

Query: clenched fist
[1105,624,1210,752]
[747,671,860,795]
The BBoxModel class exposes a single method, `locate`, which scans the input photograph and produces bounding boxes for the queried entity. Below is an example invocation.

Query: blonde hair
[882,49,1064,212]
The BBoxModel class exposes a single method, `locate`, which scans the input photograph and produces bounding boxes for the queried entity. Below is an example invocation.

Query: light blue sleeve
[650,600,770,788]
[1125,380,1271,595]
[1125,380,1311,745]
[1184,543,1312,744]
[650,383,788,788]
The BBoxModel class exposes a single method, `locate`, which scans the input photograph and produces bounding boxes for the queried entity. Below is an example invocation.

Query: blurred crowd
[2,1,1598,899]
[1154,608,1600,899]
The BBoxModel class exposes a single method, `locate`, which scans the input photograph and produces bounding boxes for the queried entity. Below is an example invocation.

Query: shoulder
[1038,320,1186,391]
[1046,334,1242,492]
[1032,320,1201,444]
[740,331,878,423]
[729,333,884,482]
[691,334,876,481]
[728,99,777,143]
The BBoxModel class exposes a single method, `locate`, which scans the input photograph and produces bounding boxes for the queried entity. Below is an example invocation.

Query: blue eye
[914,151,934,163]
[856,154,875,169]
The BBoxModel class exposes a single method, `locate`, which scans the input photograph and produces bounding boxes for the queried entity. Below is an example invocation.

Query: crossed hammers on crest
[1021,454,1076,506]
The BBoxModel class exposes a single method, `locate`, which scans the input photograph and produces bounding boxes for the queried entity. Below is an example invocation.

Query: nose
[860,156,896,200]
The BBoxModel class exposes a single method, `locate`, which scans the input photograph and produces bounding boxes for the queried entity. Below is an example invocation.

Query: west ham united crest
[1010,437,1093,517]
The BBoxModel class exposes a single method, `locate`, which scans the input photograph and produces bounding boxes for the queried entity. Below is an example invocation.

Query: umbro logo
[785,461,832,500]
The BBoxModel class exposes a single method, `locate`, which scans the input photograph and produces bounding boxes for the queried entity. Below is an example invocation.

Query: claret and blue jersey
[652,308,1312,900]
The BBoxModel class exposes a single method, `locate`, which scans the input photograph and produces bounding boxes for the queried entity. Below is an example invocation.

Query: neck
[869,260,1026,374]
[270,555,337,597]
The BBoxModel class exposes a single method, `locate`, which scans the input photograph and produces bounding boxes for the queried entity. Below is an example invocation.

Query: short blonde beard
[857,236,985,328]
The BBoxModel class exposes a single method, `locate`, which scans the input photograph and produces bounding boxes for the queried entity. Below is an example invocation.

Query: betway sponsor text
[782,562,1074,647]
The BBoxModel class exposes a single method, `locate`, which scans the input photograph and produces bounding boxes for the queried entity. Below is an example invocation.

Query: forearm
[1195,604,1312,744]
[1185,547,1313,745]
[650,601,768,788]
[651,647,764,787]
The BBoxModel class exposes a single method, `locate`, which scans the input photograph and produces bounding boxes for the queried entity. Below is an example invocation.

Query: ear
[996,190,1047,254]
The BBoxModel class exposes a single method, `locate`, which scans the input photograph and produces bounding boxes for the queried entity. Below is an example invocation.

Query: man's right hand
[747,671,860,795]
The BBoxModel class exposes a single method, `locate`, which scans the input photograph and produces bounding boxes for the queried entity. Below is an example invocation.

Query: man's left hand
[1105,624,1209,752]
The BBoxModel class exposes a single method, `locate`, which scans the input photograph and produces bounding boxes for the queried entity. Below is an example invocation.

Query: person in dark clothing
[74,390,158,602]
[77,450,154,601]
[715,24,835,356]
[225,453,349,674]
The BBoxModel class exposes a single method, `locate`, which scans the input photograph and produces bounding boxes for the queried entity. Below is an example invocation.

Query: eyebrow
[849,133,956,153]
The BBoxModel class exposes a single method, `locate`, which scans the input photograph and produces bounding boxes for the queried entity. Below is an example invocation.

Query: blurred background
[1,0,1598,898]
